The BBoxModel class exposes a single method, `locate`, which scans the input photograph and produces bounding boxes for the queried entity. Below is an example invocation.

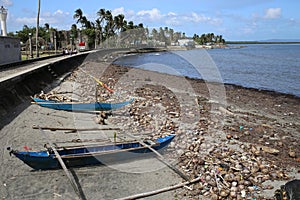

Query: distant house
[178,39,195,47]
[78,41,86,51]
[0,36,21,65]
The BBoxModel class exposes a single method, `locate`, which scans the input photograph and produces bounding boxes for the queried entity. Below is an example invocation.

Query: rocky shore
[85,61,299,199]
[0,51,299,199]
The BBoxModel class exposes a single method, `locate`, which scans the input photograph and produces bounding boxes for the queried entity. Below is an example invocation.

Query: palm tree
[173,32,181,42]
[97,8,106,23]
[44,23,49,31]
[169,28,174,42]
[114,14,125,33]
[81,16,92,29]
[70,24,78,40]
[151,28,158,40]
[44,23,50,49]
[127,21,134,30]
[36,0,41,58]
[112,14,126,47]
[73,9,83,24]
[95,19,102,46]
[104,10,113,38]
[200,34,206,44]
[208,33,215,43]
[96,8,106,43]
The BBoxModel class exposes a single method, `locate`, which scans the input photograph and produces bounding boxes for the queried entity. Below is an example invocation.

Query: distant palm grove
[9,8,226,51]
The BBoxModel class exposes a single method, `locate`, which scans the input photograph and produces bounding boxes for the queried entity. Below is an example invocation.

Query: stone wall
[0,36,21,64]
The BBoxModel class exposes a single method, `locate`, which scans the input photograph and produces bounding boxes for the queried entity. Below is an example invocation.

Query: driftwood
[37,126,83,199]
[32,125,121,132]
[116,176,201,200]
[122,132,189,181]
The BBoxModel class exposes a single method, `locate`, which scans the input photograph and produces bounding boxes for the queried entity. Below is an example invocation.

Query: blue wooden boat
[32,97,134,111]
[8,134,175,170]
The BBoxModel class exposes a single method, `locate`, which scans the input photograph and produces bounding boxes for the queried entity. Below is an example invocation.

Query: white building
[0,36,21,65]
[178,39,195,47]
[0,6,8,36]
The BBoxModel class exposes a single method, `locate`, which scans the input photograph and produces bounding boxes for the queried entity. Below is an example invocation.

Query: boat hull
[11,135,175,170]
[32,98,134,111]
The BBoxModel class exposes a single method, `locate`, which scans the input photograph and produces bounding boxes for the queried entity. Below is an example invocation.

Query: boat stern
[7,147,58,170]
[155,134,176,143]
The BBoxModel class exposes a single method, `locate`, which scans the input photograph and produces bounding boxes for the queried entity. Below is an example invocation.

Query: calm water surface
[113,44,300,97]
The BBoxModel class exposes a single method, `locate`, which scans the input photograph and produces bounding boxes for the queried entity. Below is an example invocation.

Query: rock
[240,190,246,198]
[219,106,235,116]
[230,186,238,191]
[170,142,176,148]
[176,149,184,156]
[259,145,279,155]
[233,135,240,140]
[231,181,237,187]
[219,190,229,197]
[288,150,296,158]
[226,134,232,140]
[230,191,237,198]
[261,124,273,129]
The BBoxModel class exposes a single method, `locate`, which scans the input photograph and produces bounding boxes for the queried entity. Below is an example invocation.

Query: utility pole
[36,0,40,58]
[29,33,33,58]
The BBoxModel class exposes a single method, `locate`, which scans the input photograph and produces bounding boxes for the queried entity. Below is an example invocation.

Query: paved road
[0,47,151,84]
[0,54,86,83]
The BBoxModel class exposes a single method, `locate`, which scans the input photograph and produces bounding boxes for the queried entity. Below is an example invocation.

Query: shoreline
[0,53,299,199]
[185,74,300,100]
[117,47,300,99]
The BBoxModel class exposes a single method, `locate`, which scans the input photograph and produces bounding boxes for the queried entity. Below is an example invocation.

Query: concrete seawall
[0,47,166,128]
[0,53,89,128]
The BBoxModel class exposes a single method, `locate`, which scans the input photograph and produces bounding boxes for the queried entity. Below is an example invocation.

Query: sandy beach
[0,51,299,199]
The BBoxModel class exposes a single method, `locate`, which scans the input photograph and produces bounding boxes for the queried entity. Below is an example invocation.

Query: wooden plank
[116,176,201,200]
[33,125,121,132]
[37,126,83,199]
[122,132,189,181]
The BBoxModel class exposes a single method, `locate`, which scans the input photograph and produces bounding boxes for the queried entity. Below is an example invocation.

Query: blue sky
[1,0,300,41]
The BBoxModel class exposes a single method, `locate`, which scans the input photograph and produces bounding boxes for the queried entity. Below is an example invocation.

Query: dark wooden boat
[32,97,134,111]
[8,134,175,170]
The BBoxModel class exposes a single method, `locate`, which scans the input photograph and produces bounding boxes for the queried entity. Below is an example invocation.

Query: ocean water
[113,44,300,97]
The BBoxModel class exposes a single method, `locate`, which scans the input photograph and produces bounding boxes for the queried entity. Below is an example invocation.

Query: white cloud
[112,7,126,16]
[15,9,71,29]
[264,8,281,19]
[190,12,209,22]
[167,12,176,16]
[15,17,36,25]
[137,8,162,21]
[112,7,135,21]
[109,7,223,30]
[183,12,222,25]
[54,10,65,15]
[0,0,13,6]
[165,13,180,26]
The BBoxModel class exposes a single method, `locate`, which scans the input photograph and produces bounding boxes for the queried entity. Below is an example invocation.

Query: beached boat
[32,97,134,112]
[8,134,175,170]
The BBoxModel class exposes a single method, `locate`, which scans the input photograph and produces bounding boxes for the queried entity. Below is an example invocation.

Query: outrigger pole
[37,126,83,199]
[121,132,189,181]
